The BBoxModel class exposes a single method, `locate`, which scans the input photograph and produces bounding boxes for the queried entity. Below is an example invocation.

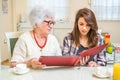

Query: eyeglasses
[44,20,55,26]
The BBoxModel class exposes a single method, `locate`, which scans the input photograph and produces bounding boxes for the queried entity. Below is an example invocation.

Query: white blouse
[11,31,62,62]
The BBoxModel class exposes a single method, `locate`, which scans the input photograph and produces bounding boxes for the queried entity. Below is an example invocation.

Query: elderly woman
[11,6,61,69]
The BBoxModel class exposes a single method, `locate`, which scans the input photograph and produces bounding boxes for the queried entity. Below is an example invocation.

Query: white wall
[0,0,13,62]
[97,21,120,43]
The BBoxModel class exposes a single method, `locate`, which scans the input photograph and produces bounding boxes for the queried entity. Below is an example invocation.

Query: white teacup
[96,67,108,77]
[15,64,27,72]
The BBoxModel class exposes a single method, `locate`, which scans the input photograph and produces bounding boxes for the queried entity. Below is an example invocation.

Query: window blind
[91,0,120,20]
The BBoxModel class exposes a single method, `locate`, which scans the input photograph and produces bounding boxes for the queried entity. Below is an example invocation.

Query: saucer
[13,67,30,75]
[93,72,111,78]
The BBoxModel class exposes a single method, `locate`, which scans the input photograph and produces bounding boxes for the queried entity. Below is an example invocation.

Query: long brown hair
[70,8,98,48]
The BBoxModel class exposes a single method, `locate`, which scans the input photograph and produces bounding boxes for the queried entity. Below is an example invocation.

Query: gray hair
[29,6,54,27]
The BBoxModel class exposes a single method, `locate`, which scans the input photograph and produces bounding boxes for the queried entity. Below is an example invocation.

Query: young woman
[62,8,106,67]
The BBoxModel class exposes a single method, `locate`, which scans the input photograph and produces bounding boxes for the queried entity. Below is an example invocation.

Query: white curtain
[27,0,70,21]
[91,0,120,20]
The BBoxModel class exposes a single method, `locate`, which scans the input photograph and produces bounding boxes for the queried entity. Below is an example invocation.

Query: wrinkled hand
[80,56,90,65]
[87,61,98,67]
[30,58,46,69]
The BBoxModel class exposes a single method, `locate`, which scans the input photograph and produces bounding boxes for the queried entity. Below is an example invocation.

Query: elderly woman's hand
[29,58,46,69]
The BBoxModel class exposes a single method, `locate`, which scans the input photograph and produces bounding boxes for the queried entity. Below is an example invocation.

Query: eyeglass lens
[44,21,55,25]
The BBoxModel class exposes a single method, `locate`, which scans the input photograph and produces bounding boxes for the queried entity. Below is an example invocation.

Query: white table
[0,66,113,80]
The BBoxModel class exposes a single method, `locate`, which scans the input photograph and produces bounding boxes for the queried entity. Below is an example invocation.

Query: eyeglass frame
[43,20,55,26]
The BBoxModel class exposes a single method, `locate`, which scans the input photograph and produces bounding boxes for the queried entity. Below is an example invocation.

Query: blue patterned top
[62,34,107,66]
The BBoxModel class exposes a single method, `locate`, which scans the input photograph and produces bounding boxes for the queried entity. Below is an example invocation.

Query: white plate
[93,72,111,78]
[13,67,30,75]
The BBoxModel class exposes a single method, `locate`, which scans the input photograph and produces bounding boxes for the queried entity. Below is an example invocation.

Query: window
[91,0,120,20]
[27,0,70,22]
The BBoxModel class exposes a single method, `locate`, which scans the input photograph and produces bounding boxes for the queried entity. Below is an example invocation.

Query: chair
[5,31,24,60]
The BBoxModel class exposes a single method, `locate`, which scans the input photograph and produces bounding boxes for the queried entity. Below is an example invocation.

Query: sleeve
[94,35,107,66]
[62,36,71,56]
[11,37,27,62]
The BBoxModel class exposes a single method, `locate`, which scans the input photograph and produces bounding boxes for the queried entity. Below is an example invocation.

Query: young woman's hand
[80,56,90,65]
[87,61,98,67]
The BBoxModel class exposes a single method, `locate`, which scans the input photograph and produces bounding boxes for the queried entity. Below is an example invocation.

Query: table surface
[0,66,113,80]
